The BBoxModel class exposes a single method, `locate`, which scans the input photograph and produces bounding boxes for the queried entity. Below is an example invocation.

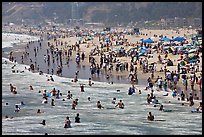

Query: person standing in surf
[64,116,71,128]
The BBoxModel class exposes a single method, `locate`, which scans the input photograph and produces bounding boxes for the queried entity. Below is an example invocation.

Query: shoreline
[2,27,202,101]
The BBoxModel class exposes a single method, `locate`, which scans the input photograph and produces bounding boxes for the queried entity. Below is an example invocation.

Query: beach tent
[172,37,186,42]
[159,37,172,42]
[142,38,154,43]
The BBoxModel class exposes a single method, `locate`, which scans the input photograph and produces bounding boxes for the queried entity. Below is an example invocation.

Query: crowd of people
[3,25,202,134]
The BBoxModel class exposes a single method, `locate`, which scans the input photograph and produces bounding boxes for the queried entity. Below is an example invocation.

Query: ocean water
[2,33,40,53]
[2,33,202,135]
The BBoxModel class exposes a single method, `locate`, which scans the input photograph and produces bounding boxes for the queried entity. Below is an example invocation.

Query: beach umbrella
[140,49,147,53]
[159,37,172,42]
[142,38,154,43]
[173,37,186,42]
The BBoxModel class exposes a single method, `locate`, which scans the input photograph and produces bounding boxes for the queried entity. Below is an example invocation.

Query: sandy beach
[2,25,202,99]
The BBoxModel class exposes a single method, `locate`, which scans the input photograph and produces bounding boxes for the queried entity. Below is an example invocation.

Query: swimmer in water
[159,105,164,111]
[42,97,48,104]
[72,100,77,109]
[20,101,25,105]
[37,109,43,113]
[97,101,104,109]
[75,113,80,123]
[112,98,116,104]
[14,105,20,112]
[80,84,85,92]
[10,83,14,92]
[29,85,34,90]
[147,112,154,121]
[50,76,54,81]
[40,120,46,125]
[51,99,55,106]
[115,100,124,109]
[75,98,79,105]
[88,78,93,86]
[67,90,72,99]
[10,83,17,94]
[64,116,71,128]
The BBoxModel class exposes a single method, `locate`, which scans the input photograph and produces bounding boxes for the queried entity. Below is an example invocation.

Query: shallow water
[2,58,202,135]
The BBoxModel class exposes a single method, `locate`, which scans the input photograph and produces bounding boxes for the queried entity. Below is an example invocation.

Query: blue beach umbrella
[173,37,186,42]
[159,37,172,42]
[142,38,154,43]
